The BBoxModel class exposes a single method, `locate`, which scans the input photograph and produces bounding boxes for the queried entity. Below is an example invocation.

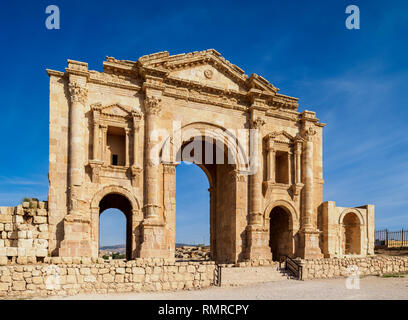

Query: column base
[245,225,272,261]
[139,219,171,258]
[58,214,93,257]
[298,229,323,259]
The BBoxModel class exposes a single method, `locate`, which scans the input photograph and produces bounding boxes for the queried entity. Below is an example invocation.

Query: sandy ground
[39,276,408,300]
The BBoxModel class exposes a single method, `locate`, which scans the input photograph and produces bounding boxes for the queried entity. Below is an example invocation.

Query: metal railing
[375,229,408,249]
[279,255,303,280]
[214,264,222,286]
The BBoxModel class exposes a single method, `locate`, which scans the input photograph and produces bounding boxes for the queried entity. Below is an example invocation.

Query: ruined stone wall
[0,200,49,266]
[0,258,216,298]
[300,256,408,280]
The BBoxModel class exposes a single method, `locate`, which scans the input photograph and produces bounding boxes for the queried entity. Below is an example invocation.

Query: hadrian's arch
[47,49,375,263]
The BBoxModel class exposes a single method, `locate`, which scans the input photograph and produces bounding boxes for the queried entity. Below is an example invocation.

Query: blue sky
[0,0,407,245]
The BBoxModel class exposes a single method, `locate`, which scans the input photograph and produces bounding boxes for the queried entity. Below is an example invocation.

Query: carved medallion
[204,69,213,79]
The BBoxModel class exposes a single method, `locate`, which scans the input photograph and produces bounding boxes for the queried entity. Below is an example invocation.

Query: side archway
[264,200,299,260]
[339,209,364,255]
[90,185,142,260]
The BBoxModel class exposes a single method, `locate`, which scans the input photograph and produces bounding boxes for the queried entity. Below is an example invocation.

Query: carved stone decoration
[230,169,247,182]
[302,126,317,141]
[47,50,374,263]
[204,69,213,79]
[144,96,162,116]
[163,164,177,175]
[68,82,88,104]
[131,166,143,188]
[250,117,265,129]
[88,160,103,183]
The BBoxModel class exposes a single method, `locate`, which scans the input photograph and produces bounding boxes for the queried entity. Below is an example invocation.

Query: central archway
[163,122,247,263]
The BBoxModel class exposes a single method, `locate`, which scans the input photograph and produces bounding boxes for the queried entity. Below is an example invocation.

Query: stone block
[0,257,8,265]
[102,274,114,283]
[38,224,48,232]
[37,209,47,216]
[18,239,33,248]
[33,216,47,224]
[0,215,12,223]
[17,248,26,257]
[36,248,48,257]
[6,247,18,257]
[17,231,27,239]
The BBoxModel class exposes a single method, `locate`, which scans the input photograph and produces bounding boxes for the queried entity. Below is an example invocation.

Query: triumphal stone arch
[46,49,375,263]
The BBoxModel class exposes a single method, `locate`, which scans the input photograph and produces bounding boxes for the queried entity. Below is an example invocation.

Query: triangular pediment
[137,49,279,94]
[169,63,245,91]
[92,103,132,118]
[266,131,295,144]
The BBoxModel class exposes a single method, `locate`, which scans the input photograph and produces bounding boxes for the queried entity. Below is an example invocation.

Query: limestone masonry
[0,50,376,280]
[0,49,385,297]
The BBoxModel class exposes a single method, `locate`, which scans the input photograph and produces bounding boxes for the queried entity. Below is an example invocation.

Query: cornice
[46,69,65,78]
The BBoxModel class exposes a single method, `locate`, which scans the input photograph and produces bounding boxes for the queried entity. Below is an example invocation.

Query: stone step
[219,265,290,287]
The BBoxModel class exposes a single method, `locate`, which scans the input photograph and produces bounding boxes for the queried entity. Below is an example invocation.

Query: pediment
[92,103,132,118]
[266,131,295,144]
[169,64,245,91]
[138,49,255,93]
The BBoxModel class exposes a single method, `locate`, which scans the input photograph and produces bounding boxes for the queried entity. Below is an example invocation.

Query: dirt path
[39,276,408,300]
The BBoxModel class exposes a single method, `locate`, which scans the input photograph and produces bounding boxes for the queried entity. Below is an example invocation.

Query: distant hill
[100,243,201,252]
[99,244,126,253]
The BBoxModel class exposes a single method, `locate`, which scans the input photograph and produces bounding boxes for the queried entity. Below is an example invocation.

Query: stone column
[139,95,168,258]
[303,135,314,229]
[125,128,130,167]
[131,112,143,188]
[92,111,100,160]
[249,117,264,226]
[68,82,87,191]
[100,124,108,165]
[59,81,93,257]
[143,96,161,220]
[163,164,177,258]
[287,152,292,184]
[295,140,302,184]
[265,137,275,182]
[246,116,272,261]
[132,114,140,167]
[298,126,323,259]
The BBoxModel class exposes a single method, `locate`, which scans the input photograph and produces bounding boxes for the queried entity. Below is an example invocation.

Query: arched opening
[269,206,291,261]
[342,212,361,255]
[175,162,210,260]
[171,131,239,263]
[98,193,133,260]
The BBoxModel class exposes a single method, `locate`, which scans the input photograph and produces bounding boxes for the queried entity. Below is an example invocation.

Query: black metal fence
[375,229,408,248]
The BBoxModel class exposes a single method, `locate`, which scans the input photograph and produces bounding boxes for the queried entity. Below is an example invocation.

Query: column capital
[250,116,265,130]
[229,169,247,182]
[68,82,88,104]
[144,96,162,116]
[302,126,317,142]
[163,163,177,175]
